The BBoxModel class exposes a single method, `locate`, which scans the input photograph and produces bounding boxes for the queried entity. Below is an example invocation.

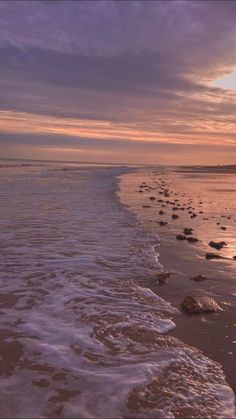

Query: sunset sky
[1,0,236,165]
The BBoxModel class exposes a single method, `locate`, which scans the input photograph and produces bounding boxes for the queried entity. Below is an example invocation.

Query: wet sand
[119,165,236,393]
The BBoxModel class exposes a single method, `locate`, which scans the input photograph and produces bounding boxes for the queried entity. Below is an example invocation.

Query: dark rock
[187,237,199,243]
[159,210,164,215]
[181,296,221,314]
[205,252,223,260]
[142,205,151,208]
[149,196,156,200]
[172,214,179,220]
[183,228,193,235]
[208,241,227,250]
[173,207,178,211]
[221,226,226,230]
[190,274,208,282]
[156,272,172,285]
[158,221,168,226]
[176,234,187,240]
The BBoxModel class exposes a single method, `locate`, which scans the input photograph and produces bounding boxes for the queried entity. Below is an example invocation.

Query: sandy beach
[119,165,236,392]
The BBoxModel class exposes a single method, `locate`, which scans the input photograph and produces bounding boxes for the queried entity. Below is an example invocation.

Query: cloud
[0,1,236,164]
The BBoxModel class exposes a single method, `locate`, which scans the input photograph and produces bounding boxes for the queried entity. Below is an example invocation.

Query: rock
[173,207,178,211]
[156,272,172,285]
[149,196,156,200]
[159,210,164,215]
[205,252,223,260]
[190,214,197,218]
[208,241,227,250]
[142,205,151,208]
[183,227,193,235]
[181,296,221,314]
[233,256,236,260]
[158,221,168,226]
[190,274,208,282]
[172,214,179,220]
[187,237,199,243]
[176,234,187,240]
[221,226,226,230]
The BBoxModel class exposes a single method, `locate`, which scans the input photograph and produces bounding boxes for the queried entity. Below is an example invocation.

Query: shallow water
[0,161,235,418]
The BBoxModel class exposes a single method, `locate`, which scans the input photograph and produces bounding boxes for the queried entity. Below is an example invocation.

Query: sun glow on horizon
[213,68,236,90]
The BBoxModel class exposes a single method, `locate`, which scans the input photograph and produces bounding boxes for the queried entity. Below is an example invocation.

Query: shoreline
[118,166,236,394]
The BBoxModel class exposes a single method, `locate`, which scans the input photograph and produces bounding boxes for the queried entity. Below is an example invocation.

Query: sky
[0,0,236,165]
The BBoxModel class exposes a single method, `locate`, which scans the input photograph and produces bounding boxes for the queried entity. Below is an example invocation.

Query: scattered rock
[233,256,236,260]
[205,252,223,260]
[149,196,156,200]
[183,228,193,235]
[190,274,208,282]
[156,272,172,285]
[159,210,164,215]
[221,226,226,230]
[142,205,151,208]
[172,214,179,220]
[176,234,187,240]
[187,237,199,243]
[208,241,227,250]
[158,221,168,226]
[181,296,221,314]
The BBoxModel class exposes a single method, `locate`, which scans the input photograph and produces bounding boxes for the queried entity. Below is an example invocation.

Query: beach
[119,165,236,392]
[0,160,235,418]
